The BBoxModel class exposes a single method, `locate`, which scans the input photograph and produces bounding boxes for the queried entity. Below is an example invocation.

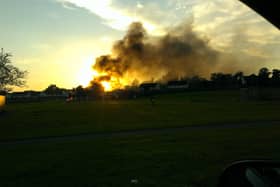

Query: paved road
[1,120,279,146]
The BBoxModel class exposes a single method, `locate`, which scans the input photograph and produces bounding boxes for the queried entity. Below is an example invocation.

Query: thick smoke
[92,22,237,86]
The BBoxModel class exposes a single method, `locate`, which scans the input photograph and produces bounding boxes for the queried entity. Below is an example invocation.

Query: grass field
[1,90,280,141]
[1,90,280,186]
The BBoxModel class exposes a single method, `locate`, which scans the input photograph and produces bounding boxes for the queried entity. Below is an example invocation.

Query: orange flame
[100,81,112,91]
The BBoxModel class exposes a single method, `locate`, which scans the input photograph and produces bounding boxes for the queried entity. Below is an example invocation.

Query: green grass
[1,90,280,141]
[1,90,280,186]
[1,126,280,187]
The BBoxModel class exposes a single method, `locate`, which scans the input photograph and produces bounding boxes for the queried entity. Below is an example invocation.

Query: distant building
[6,89,71,103]
[167,80,189,90]
[7,91,38,99]
[139,83,161,92]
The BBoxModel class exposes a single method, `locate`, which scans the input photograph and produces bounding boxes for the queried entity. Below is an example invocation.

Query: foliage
[208,67,280,89]
[74,85,86,100]
[0,49,27,92]
[44,84,65,95]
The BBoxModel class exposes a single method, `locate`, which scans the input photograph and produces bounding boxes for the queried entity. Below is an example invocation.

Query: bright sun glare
[77,56,95,87]
[78,72,92,87]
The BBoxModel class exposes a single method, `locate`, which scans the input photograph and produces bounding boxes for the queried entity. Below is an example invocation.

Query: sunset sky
[1,0,279,91]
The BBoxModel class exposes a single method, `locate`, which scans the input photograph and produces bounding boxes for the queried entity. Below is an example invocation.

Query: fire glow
[90,69,128,92]
[100,81,111,91]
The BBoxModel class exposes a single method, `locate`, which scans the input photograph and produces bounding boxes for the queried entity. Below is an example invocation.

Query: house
[6,89,70,103]
[7,92,28,99]
[7,91,41,99]
[167,80,189,90]
[139,83,161,92]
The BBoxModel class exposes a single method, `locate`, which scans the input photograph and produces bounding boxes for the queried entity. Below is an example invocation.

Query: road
[1,120,279,146]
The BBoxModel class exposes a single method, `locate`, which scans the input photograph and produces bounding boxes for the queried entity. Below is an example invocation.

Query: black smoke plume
[92,22,241,87]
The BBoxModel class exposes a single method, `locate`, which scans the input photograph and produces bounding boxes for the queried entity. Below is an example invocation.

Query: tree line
[208,67,280,89]
[42,67,280,98]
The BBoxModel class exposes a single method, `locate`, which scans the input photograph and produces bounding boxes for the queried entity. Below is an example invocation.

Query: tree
[258,67,271,86]
[210,73,234,88]
[272,69,280,80]
[244,74,258,87]
[233,71,244,87]
[44,84,62,95]
[74,85,86,100]
[271,69,280,87]
[234,71,243,81]
[0,49,27,92]
[258,67,271,79]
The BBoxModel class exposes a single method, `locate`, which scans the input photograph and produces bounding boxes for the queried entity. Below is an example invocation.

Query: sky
[1,0,279,91]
